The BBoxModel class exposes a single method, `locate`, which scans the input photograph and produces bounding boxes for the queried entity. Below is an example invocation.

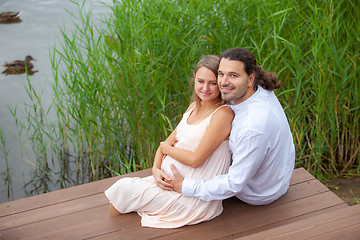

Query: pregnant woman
[105,55,234,228]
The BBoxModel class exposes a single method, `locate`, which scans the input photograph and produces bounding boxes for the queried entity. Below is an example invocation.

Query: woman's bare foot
[108,203,121,216]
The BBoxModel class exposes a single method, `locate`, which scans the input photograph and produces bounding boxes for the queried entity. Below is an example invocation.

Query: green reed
[7,0,359,188]
[0,128,13,199]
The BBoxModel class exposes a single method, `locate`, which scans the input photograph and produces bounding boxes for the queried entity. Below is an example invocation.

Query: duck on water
[0,12,21,23]
[2,55,38,75]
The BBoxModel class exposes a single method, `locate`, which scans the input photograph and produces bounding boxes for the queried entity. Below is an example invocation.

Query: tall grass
[0,129,13,199]
[6,0,359,192]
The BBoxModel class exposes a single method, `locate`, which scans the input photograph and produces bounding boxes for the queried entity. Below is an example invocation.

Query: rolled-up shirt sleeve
[182,131,268,201]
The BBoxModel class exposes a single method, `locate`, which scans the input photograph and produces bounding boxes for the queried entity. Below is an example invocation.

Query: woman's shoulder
[185,102,196,113]
[212,105,234,121]
[215,105,234,115]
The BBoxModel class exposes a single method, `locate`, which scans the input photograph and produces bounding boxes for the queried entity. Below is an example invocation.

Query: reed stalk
[0,129,13,199]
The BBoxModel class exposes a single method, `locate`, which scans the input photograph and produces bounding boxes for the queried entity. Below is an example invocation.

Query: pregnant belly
[161,155,192,178]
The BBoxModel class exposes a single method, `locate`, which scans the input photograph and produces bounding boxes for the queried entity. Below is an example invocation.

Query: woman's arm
[152,127,178,169]
[153,102,195,171]
[160,106,234,168]
[152,127,177,190]
[152,102,196,190]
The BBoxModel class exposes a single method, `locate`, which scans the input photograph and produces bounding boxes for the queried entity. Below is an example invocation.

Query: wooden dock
[0,167,359,239]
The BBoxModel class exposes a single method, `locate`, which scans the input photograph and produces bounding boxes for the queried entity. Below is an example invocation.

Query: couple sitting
[105,47,295,228]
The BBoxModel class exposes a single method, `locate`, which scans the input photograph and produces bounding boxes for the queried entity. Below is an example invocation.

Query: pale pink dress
[104,105,231,228]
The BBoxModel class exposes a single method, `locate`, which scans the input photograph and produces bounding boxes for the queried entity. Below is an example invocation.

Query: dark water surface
[0,0,112,203]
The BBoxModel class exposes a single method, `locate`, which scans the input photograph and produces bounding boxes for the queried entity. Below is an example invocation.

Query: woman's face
[194,66,220,103]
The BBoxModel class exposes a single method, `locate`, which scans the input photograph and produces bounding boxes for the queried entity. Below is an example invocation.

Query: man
[170,47,295,205]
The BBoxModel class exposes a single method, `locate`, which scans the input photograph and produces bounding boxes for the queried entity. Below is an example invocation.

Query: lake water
[0,0,112,203]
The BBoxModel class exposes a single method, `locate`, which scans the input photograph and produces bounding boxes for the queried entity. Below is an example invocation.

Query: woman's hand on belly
[152,167,173,191]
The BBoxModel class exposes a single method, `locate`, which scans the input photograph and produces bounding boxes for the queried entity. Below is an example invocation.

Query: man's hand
[170,164,183,193]
[152,167,173,191]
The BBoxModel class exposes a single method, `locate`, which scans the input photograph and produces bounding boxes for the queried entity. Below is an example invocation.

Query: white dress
[104,105,231,228]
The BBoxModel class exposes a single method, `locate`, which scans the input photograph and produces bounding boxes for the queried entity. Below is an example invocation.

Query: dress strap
[209,105,230,117]
[184,103,197,117]
[186,103,230,124]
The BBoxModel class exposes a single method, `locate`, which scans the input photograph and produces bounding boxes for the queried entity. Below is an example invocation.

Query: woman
[105,55,234,228]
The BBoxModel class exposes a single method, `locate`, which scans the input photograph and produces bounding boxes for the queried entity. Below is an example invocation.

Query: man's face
[217,58,255,104]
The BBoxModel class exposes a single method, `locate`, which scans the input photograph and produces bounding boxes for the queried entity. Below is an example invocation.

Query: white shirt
[182,87,295,205]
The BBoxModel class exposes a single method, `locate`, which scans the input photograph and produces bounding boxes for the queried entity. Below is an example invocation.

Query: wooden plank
[1,205,182,240]
[1,191,345,240]
[308,223,360,240]
[232,203,348,239]
[0,167,311,218]
[0,178,323,237]
[0,170,325,232]
[288,167,315,185]
[0,169,152,217]
[152,191,345,240]
[0,193,107,231]
[1,180,342,240]
[268,177,331,206]
[237,204,360,240]
[0,168,347,240]
[92,191,346,240]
